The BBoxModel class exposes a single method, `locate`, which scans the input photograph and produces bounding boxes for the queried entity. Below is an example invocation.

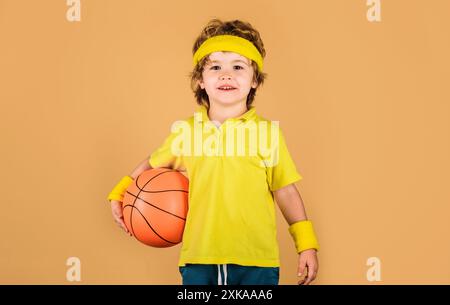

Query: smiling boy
[108,19,319,285]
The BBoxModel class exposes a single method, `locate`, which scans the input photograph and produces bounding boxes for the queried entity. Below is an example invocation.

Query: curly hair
[189,19,268,109]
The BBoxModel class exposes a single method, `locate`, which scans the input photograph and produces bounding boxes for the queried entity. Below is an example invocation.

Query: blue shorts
[179,263,279,285]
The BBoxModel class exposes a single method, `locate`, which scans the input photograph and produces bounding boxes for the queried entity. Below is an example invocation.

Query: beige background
[0,0,449,284]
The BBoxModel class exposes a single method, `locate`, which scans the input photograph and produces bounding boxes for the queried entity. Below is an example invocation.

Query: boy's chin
[211,97,246,107]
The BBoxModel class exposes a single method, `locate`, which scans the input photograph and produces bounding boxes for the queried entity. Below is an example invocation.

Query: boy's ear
[251,79,258,89]
[198,79,205,89]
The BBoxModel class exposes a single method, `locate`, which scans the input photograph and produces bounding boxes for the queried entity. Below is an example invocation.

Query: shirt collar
[195,104,257,123]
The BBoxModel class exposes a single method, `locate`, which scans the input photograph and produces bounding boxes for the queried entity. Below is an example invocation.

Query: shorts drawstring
[217,264,222,285]
[217,264,227,285]
[224,264,227,285]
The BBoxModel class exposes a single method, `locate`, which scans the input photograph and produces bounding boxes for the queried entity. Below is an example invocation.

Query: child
[107,19,319,285]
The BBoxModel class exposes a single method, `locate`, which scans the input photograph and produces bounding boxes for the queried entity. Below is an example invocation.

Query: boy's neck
[207,102,248,125]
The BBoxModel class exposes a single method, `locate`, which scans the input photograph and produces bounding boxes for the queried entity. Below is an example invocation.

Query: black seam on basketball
[135,170,187,192]
[129,169,186,237]
[136,169,174,190]
[139,189,188,193]
[123,205,178,244]
[125,191,186,221]
[128,177,140,237]
[130,169,172,236]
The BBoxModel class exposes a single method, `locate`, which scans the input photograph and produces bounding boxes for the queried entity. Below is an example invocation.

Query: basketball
[122,168,189,248]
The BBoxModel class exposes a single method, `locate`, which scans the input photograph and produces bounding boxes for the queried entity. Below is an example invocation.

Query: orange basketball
[122,168,189,248]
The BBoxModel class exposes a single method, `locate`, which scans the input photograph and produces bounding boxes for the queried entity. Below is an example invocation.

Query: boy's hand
[110,200,132,236]
[297,249,318,285]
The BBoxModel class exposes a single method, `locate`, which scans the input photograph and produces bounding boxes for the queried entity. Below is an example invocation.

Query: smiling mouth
[217,87,237,91]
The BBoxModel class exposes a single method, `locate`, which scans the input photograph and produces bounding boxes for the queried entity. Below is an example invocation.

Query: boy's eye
[209,65,245,70]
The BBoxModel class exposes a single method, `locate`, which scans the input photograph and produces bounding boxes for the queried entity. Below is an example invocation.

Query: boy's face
[199,51,257,108]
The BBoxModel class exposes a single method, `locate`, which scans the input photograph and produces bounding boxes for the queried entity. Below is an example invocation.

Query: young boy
[107,19,319,285]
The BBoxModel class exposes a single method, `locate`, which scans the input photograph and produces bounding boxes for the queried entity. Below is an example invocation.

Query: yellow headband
[192,34,264,72]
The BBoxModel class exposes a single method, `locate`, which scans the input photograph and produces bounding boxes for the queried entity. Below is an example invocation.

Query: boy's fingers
[297,259,307,277]
[303,265,317,285]
[297,260,307,285]
[120,222,132,236]
[111,207,130,235]
[114,218,129,233]
[113,210,123,219]
[119,221,128,232]
[298,267,307,285]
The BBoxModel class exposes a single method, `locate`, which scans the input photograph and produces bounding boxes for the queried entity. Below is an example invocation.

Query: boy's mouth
[217,86,237,91]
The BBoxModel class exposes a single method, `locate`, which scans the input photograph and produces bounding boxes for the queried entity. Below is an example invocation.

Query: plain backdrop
[0,0,449,284]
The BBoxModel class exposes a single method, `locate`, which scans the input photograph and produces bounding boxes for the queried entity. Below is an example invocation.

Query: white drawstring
[217,265,222,285]
[217,264,228,285]
[223,264,227,285]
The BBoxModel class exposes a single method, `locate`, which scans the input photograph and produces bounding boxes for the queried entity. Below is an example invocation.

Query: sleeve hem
[270,173,303,192]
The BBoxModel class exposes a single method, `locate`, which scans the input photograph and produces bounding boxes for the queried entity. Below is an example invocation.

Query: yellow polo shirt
[149,105,302,267]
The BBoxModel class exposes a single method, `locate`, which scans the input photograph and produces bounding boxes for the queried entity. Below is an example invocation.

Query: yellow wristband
[107,175,134,202]
[288,220,320,253]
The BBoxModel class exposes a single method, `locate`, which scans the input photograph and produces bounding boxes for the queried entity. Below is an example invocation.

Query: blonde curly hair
[189,19,268,109]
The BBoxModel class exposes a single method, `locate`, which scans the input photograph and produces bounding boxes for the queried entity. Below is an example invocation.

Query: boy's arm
[273,183,307,224]
[109,156,153,236]
[273,183,319,285]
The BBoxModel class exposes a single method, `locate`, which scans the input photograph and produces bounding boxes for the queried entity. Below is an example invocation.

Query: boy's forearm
[274,184,320,253]
[273,184,308,225]
[130,157,153,179]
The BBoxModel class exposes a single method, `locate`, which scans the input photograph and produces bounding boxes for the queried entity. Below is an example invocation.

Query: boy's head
[190,19,267,110]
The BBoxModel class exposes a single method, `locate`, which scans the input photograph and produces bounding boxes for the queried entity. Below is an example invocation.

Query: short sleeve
[266,128,303,191]
[149,129,184,170]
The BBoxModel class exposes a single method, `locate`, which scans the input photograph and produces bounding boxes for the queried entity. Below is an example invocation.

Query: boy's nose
[220,74,232,80]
